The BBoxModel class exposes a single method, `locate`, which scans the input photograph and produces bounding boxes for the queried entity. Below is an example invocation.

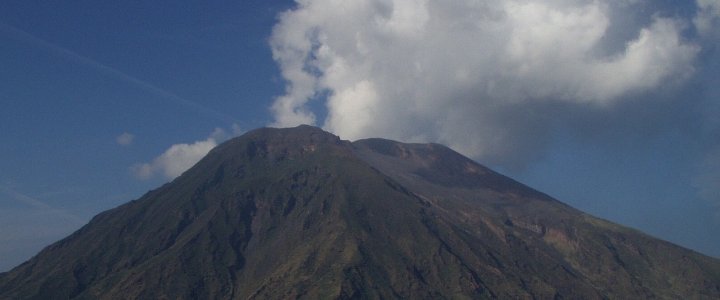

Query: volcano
[1,125,719,299]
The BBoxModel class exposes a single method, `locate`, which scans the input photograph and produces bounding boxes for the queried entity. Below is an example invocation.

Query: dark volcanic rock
[1,125,719,299]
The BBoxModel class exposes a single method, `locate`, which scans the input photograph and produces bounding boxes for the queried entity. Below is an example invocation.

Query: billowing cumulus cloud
[269,0,705,166]
[133,129,226,180]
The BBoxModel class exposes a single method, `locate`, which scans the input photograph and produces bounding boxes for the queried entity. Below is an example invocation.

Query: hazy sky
[1,0,719,272]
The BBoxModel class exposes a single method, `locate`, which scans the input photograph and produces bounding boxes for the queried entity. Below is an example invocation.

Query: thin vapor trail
[0,22,237,125]
[0,185,85,225]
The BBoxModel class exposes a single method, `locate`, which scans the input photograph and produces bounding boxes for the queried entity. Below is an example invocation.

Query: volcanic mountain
[1,125,719,299]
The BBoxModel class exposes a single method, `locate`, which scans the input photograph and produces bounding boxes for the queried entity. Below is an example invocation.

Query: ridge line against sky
[262,0,720,258]
[1,0,719,272]
[266,0,720,202]
[268,0,712,153]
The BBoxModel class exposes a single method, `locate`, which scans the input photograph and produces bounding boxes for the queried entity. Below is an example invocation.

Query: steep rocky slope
[1,125,718,299]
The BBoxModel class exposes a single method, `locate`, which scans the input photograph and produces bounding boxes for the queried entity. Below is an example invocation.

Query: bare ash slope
[0,125,718,299]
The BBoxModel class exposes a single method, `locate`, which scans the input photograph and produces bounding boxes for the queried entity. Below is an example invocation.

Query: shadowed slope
[0,125,718,299]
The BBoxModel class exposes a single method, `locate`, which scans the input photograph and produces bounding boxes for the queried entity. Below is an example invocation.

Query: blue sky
[1,0,719,271]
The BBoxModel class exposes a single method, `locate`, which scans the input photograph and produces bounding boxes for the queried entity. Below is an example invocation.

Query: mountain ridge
[1,125,718,299]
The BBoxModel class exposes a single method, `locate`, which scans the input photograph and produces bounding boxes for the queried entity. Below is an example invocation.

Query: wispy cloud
[0,184,88,271]
[0,184,85,225]
[0,22,237,125]
[695,0,720,38]
[116,132,135,146]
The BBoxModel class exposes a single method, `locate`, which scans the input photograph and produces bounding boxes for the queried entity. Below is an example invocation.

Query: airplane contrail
[0,185,86,225]
[0,22,238,125]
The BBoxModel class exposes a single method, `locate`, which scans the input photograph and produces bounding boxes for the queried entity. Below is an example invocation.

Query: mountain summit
[1,125,719,299]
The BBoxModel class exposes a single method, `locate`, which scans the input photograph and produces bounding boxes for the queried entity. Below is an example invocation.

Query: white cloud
[270,0,703,165]
[132,126,245,180]
[133,129,224,180]
[115,132,135,146]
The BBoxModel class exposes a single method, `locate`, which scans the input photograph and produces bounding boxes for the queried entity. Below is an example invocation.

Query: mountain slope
[353,138,720,298]
[1,125,718,299]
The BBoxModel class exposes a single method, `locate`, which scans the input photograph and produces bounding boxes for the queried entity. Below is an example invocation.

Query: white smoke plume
[269,0,704,166]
